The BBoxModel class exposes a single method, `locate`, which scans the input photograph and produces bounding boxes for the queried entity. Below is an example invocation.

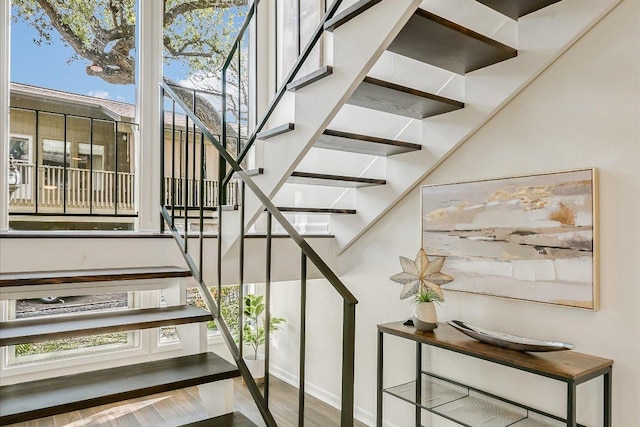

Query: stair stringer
[331,0,623,254]
[220,0,423,256]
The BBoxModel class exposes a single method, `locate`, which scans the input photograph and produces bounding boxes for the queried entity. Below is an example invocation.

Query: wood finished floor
[5,377,369,427]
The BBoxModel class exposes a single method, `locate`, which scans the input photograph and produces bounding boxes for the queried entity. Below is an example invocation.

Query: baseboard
[269,365,376,426]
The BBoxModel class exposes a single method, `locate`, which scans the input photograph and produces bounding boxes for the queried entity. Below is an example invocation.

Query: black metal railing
[219,0,341,192]
[162,81,357,427]
[8,106,138,218]
[161,1,362,425]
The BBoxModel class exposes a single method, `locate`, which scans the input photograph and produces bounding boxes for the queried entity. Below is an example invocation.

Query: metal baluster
[299,251,307,426]
[239,180,246,359]
[217,153,223,311]
[199,133,205,275]
[265,211,272,405]
[184,114,189,250]
[192,92,197,207]
[297,0,301,55]
[35,111,39,213]
[171,104,177,227]
[90,118,94,215]
[341,301,356,427]
[221,56,228,206]
[274,0,278,92]
[237,39,242,158]
[63,114,67,214]
[114,121,119,215]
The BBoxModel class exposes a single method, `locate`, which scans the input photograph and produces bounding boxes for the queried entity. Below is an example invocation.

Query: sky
[10,13,137,104]
[9,7,194,106]
[10,4,247,117]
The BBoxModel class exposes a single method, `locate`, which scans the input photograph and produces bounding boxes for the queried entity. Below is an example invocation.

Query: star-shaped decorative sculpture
[390,249,454,300]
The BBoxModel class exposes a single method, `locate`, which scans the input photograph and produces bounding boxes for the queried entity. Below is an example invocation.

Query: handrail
[163,82,357,304]
[162,78,358,426]
[161,1,361,424]
[220,0,345,187]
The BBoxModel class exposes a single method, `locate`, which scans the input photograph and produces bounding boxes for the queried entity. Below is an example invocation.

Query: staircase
[0,0,622,426]
[236,0,622,253]
[0,267,252,426]
[169,0,617,423]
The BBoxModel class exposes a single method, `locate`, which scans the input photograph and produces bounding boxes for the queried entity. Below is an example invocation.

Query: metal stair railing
[219,0,348,190]
[160,1,366,423]
[161,80,358,427]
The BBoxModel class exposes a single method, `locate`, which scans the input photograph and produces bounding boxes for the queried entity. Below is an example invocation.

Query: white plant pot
[243,353,265,384]
[413,301,438,332]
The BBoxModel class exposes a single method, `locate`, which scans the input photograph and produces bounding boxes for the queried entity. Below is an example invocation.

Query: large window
[9,1,137,230]
[5,292,134,365]
[160,285,241,345]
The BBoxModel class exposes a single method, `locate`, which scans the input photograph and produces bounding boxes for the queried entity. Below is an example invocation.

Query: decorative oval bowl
[447,320,575,352]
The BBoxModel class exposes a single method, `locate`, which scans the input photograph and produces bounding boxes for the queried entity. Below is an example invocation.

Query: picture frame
[421,168,598,310]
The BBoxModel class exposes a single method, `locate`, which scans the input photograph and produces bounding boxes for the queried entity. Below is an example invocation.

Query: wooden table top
[378,321,613,383]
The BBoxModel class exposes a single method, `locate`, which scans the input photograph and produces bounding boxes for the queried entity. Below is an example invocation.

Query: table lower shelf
[383,372,578,427]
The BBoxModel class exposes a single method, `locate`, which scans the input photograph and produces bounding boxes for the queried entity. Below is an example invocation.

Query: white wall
[272,0,640,424]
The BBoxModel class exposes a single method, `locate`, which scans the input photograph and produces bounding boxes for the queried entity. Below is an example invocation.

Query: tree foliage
[12,0,248,85]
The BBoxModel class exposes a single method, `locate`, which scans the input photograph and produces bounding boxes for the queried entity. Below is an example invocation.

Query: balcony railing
[9,164,135,215]
[163,176,238,209]
[9,164,235,217]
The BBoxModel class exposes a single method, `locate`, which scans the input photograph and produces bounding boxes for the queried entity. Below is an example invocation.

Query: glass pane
[10,1,137,230]
[9,292,132,365]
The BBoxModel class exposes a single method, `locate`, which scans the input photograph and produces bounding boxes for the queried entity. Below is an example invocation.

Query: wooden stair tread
[165,205,238,212]
[324,0,383,32]
[388,9,517,74]
[233,168,264,178]
[316,129,422,156]
[256,123,294,140]
[0,305,211,347]
[0,352,240,425]
[287,66,333,91]
[288,171,386,188]
[276,207,357,214]
[0,266,192,288]
[180,412,258,427]
[348,76,463,119]
[475,0,562,20]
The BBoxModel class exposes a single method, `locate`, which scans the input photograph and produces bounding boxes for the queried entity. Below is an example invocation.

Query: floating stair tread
[256,123,294,140]
[388,9,517,74]
[348,76,464,119]
[0,266,192,288]
[475,0,562,20]
[165,205,238,212]
[276,207,357,214]
[0,352,240,425]
[233,168,264,178]
[0,305,211,347]
[324,0,383,32]
[316,129,422,156]
[180,412,258,427]
[287,66,333,91]
[288,171,386,188]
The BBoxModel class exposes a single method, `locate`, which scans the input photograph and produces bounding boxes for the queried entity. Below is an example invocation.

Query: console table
[377,321,613,427]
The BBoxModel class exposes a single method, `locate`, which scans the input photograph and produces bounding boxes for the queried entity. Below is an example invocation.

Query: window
[159,285,240,345]
[6,292,134,365]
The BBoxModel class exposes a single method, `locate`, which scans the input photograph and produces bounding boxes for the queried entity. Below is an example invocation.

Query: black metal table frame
[376,329,612,427]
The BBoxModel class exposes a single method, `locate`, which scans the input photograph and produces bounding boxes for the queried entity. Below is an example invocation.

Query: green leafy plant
[241,294,286,360]
[413,288,444,305]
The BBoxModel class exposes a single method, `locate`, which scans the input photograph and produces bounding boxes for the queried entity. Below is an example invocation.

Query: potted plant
[240,294,286,382]
[389,248,454,331]
[412,287,443,331]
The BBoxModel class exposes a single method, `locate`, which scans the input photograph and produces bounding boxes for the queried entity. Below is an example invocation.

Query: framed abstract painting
[421,168,598,310]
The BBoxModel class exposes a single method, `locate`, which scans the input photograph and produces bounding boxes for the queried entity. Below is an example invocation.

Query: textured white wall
[272,0,640,424]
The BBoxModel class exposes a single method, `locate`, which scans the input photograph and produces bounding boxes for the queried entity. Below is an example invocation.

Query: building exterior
[7,82,223,230]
